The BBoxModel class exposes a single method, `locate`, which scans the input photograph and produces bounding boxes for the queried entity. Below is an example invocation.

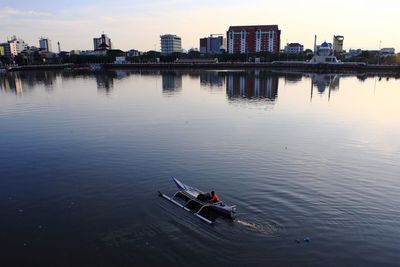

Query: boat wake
[235,218,283,236]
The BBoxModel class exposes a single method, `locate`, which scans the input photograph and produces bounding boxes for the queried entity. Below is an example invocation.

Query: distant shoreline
[4,62,400,74]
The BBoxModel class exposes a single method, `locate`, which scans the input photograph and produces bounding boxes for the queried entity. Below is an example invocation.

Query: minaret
[314,35,317,54]
[57,41,61,53]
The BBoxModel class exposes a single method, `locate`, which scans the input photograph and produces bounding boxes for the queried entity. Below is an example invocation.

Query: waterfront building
[188,48,199,53]
[7,36,28,55]
[333,35,344,53]
[39,37,52,52]
[310,35,339,63]
[227,25,281,54]
[345,49,363,59]
[200,34,226,54]
[0,38,20,57]
[160,34,182,55]
[127,49,140,57]
[93,33,112,50]
[284,43,304,54]
[0,43,11,57]
[380,48,395,56]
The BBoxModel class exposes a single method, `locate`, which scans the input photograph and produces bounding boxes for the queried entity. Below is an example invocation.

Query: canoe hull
[172,177,236,218]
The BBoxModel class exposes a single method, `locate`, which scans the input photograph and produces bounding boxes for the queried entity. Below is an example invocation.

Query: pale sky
[1,0,399,52]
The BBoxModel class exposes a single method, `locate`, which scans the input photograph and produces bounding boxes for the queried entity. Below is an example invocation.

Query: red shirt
[210,193,220,203]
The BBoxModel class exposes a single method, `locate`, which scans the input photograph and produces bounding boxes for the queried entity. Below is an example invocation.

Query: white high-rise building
[160,34,182,55]
[39,37,52,52]
[5,36,28,56]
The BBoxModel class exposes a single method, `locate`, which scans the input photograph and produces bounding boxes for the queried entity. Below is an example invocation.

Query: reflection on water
[96,74,114,94]
[0,71,57,94]
[200,72,225,88]
[162,71,182,94]
[226,71,279,100]
[1,69,400,102]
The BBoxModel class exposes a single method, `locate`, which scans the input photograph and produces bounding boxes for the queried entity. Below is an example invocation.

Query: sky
[1,0,399,52]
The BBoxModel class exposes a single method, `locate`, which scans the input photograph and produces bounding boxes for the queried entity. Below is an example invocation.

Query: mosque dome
[321,42,330,48]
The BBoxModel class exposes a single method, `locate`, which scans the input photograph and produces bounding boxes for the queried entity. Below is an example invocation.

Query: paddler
[210,191,220,203]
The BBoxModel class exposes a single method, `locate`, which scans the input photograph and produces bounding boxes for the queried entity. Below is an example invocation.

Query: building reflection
[226,71,279,100]
[310,74,341,101]
[0,74,23,94]
[95,74,114,94]
[162,72,182,94]
[0,71,58,94]
[200,72,225,88]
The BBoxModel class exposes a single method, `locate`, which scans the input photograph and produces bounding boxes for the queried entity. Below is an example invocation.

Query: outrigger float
[158,177,237,224]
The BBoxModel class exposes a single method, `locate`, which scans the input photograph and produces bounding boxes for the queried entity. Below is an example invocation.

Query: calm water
[1,70,400,267]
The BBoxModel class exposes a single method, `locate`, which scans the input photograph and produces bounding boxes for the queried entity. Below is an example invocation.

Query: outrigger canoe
[158,177,237,224]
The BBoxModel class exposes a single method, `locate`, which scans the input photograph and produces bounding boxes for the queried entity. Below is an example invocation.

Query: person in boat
[209,191,220,203]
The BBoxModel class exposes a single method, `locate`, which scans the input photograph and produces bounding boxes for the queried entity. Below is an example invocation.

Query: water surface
[1,70,400,266]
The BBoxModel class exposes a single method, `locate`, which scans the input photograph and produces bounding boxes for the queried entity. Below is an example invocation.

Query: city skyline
[0,0,399,52]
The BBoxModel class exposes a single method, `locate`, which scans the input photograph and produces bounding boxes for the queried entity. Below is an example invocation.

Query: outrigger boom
[158,177,236,224]
[158,191,213,224]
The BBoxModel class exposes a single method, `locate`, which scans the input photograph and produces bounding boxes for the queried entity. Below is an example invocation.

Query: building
[310,35,339,64]
[93,33,112,50]
[39,37,52,52]
[227,25,281,54]
[284,43,304,54]
[200,34,226,54]
[345,49,363,59]
[160,34,182,55]
[0,43,12,57]
[380,48,395,56]
[8,36,28,54]
[333,35,344,54]
[127,49,140,57]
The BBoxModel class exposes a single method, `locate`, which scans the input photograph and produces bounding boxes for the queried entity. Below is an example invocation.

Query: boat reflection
[226,71,279,101]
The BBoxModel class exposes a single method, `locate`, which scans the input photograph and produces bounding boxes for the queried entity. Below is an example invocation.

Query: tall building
[284,43,304,54]
[39,37,52,52]
[227,25,281,54]
[93,33,112,50]
[0,42,15,57]
[160,34,182,55]
[8,36,28,54]
[200,34,226,54]
[333,35,344,53]
[0,36,26,57]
